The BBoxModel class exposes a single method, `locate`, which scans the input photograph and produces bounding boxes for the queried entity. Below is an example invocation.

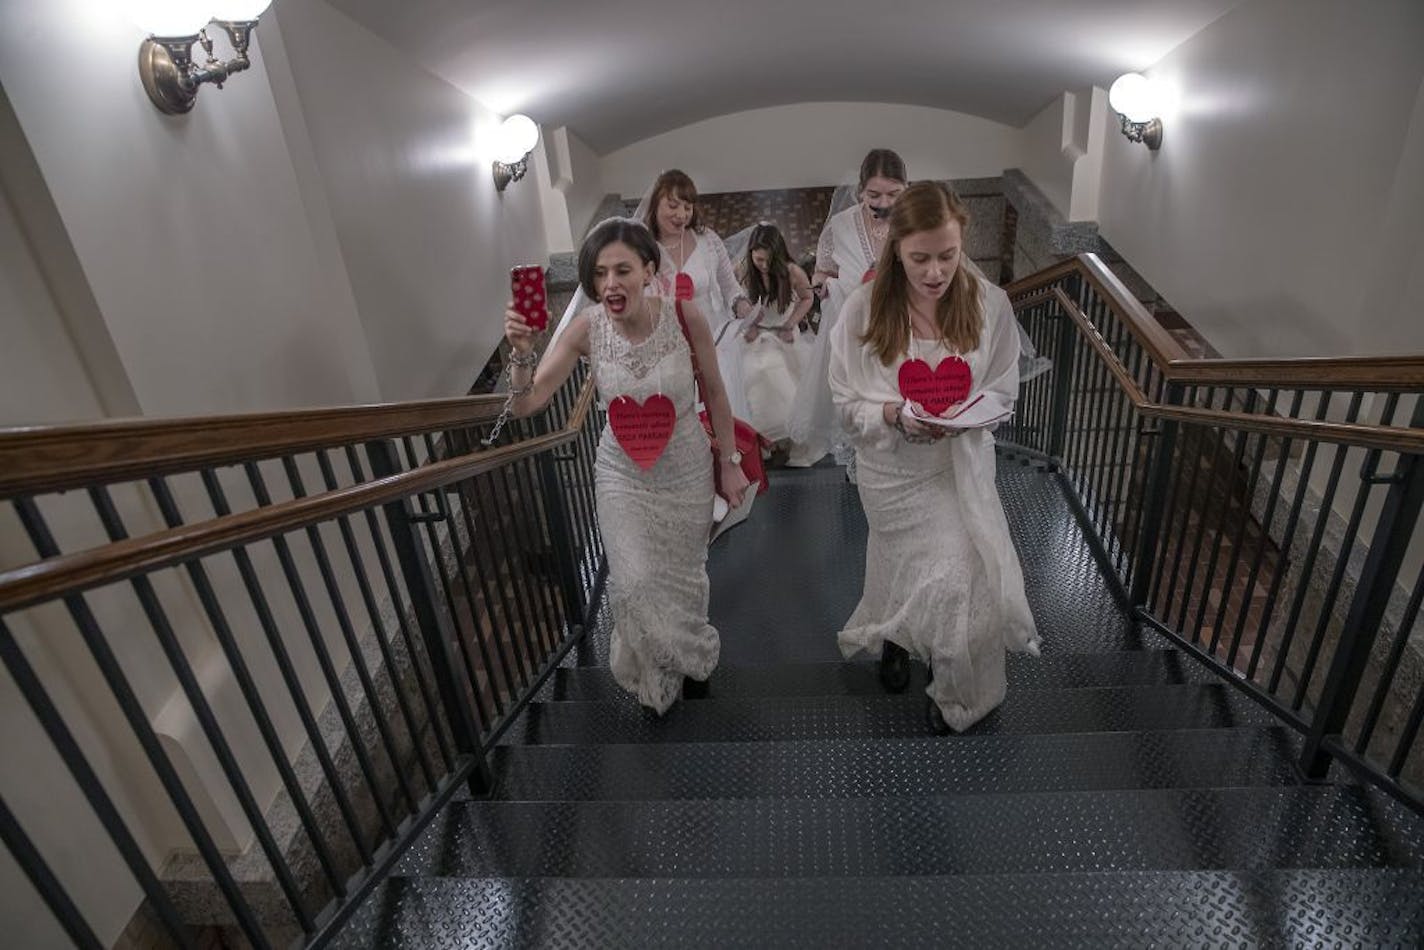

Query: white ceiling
[321,0,1243,153]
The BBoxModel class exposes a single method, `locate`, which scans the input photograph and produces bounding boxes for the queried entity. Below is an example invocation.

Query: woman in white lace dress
[503,219,750,714]
[737,223,815,455]
[788,149,909,472]
[829,182,1040,733]
[642,170,755,419]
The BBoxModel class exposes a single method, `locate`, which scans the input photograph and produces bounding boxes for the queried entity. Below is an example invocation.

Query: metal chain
[481,351,539,447]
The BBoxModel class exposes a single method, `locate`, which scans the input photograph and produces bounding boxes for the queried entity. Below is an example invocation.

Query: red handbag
[674,301,770,498]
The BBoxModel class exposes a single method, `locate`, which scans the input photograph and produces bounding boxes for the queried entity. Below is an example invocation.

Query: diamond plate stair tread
[552,649,1214,702]
[489,727,1302,802]
[395,786,1424,878]
[331,869,1424,949]
[501,682,1275,746]
[570,457,1143,670]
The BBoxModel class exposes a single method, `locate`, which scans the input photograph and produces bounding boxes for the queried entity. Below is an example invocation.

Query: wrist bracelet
[508,349,538,368]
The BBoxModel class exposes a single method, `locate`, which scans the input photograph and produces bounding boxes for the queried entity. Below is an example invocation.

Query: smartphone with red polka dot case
[510,265,549,332]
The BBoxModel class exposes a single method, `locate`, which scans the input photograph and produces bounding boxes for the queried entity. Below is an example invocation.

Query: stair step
[502,683,1275,746]
[331,869,1424,948]
[396,786,1423,879]
[490,726,1302,802]
[552,650,1213,702]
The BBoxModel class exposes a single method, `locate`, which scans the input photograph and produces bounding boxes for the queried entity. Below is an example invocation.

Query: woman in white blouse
[828,181,1040,733]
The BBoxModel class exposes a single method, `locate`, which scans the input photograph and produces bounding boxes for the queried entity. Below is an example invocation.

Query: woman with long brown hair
[828,181,1039,733]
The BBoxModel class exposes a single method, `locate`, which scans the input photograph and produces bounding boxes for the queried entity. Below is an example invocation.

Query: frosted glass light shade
[495,114,539,164]
[211,1,273,21]
[127,0,212,37]
[1108,73,1158,123]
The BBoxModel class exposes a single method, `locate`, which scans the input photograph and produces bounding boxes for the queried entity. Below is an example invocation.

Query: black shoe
[683,675,710,699]
[926,696,951,735]
[878,641,910,693]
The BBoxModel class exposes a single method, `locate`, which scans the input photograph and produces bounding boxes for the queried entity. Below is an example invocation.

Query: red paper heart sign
[898,357,973,416]
[674,273,695,300]
[861,268,877,284]
[608,394,677,470]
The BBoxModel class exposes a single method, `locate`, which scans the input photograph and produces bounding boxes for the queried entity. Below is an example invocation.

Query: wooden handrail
[1010,253,1424,392]
[0,379,597,613]
[1040,288,1424,455]
[0,393,508,500]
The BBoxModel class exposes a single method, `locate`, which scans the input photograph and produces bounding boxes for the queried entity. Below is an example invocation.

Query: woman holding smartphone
[828,182,1039,734]
[502,218,749,714]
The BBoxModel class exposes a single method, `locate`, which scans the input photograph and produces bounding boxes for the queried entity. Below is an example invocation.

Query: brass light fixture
[133,2,274,115]
[492,115,540,192]
[1108,73,1164,150]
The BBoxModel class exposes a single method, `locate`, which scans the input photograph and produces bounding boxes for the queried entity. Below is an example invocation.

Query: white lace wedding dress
[828,278,1040,731]
[788,204,880,471]
[741,298,812,444]
[588,297,720,714]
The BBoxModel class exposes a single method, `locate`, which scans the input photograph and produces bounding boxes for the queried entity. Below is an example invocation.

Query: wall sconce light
[1108,73,1164,150]
[492,114,540,192]
[132,2,274,115]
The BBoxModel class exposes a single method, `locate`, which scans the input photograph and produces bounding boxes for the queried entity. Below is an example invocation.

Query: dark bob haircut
[577,218,662,301]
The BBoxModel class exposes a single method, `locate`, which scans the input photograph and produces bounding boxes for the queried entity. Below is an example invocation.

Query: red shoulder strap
[674,299,707,403]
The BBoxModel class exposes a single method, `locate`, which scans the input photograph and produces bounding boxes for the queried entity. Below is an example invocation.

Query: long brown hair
[643,169,703,239]
[742,223,794,311]
[863,181,981,365]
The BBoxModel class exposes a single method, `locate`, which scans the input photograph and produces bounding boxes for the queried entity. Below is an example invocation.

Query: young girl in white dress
[828,182,1040,733]
[502,219,751,714]
[737,223,816,457]
[788,149,909,472]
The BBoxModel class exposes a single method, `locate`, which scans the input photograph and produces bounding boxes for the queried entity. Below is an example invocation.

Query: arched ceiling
[321,0,1243,153]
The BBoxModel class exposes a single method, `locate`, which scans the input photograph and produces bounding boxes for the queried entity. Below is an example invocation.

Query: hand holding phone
[510,265,549,332]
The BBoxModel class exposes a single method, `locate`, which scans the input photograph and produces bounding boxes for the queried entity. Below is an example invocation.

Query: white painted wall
[599,102,1025,197]
[1096,0,1424,359]
[271,0,547,402]
[1020,94,1076,219]
[561,128,609,240]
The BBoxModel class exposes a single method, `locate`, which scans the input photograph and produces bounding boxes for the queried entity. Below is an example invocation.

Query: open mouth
[921,281,947,295]
[604,292,628,314]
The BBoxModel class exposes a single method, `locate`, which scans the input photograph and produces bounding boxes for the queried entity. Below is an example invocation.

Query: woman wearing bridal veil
[786,149,1050,475]
[785,149,909,473]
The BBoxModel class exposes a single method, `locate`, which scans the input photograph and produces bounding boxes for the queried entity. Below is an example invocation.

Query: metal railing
[0,364,605,947]
[1004,254,1424,814]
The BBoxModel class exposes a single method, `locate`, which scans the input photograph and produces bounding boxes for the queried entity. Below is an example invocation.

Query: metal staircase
[328,462,1424,947]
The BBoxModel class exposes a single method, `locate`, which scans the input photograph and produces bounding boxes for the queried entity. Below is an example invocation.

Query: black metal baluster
[314,450,440,797]
[149,475,347,900]
[1301,396,1421,777]
[1276,393,1370,701]
[1172,390,1232,639]
[13,501,271,949]
[445,472,527,708]
[194,472,373,866]
[1248,393,1333,682]
[242,463,398,839]
[496,459,563,659]
[279,457,420,817]
[1098,316,1135,574]
[1225,390,1304,669]
[1188,389,1259,647]
[1149,385,1200,613]
[343,447,455,773]
[1116,340,1151,578]
[0,792,105,949]
[364,441,490,796]
[88,486,315,934]
[0,618,192,949]
[1355,558,1424,754]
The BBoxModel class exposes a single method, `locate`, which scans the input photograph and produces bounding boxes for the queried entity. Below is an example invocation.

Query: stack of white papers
[909,391,1014,429]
